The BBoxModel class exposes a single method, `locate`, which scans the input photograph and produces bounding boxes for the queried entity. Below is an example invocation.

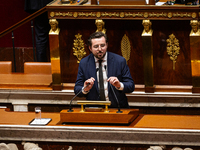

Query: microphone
[68,83,90,112]
[68,68,99,112]
[104,65,123,113]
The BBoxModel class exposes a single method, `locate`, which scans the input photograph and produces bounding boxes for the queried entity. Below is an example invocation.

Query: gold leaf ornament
[73,33,86,63]
[121,34,131,63]
[166,34,180,70]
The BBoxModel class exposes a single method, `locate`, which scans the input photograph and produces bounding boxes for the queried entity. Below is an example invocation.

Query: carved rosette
[73,33,86,63]
[166,34,180,70]
[121,34,131,64]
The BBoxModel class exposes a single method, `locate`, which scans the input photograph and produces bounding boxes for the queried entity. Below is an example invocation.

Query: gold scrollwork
[166,34,180,70]
[55,12,73,17]
[73,33,86,63]
[144,12,149,18]
[96,12,101,18]
[120,12,125,18]
[180,13,184,17]
[73,12,78,18]
[52,11,194,19]
[121,34,131,63]
[50,12,55,17]
[168,12,173,18]
[192,12,197,19]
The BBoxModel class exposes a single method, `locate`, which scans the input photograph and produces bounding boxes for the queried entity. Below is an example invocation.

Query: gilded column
[49,19,62,90]
[190,20,200,93]
[142,20,155,93]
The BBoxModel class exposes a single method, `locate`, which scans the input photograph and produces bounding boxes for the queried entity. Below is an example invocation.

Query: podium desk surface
[1,108,200,145]
[1,108,200,129]
[0,109,60,126]
[134,114,200,129]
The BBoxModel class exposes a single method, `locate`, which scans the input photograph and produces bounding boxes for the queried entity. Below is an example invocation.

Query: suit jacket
[74,52,135,108]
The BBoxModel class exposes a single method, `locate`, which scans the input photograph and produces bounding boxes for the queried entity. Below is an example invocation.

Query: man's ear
[89,46,92,52]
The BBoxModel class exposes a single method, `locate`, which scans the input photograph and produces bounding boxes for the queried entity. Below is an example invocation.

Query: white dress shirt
[95,53,108,101]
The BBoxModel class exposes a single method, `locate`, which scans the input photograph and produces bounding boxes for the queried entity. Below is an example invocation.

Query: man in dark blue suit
[74,32,134,108]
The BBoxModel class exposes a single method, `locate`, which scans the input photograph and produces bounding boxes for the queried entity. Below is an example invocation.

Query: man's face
[89,36,108,60]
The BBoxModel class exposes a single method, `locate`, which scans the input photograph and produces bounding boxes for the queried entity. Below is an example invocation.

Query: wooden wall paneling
[105,20,144,85]
[59,19,94,83]
[47,3,199,91]
[59,19,145,84]
[59,19,192,86]
[153,20,192,86]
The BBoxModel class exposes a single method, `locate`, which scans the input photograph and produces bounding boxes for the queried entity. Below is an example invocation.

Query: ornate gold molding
[49,11,196,19]
[121,34,131,63]
[73,33,86,63]
[166,34,180,70]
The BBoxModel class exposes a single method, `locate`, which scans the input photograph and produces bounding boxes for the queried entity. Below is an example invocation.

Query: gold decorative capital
[95,19,106,34]
[49,19,60,35]
[142,20,153,36]
[190,20,200,36]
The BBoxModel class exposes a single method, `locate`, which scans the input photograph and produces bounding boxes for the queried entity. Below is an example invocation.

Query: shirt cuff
[82,86,90,94]
[115,82,124,91]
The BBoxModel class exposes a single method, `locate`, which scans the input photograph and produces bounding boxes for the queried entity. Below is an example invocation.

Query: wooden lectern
[59,101,139,125]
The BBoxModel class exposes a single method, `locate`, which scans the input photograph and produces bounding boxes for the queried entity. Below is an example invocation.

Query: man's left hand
[107,77,121,89]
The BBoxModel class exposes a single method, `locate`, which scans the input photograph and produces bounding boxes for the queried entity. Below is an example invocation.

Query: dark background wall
[0,0,32,47]
[0,1,40,72]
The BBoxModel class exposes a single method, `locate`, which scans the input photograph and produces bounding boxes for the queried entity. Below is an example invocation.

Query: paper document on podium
[29,118,52,126]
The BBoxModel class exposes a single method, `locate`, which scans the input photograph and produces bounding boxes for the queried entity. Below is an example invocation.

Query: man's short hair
[88,32,108,47]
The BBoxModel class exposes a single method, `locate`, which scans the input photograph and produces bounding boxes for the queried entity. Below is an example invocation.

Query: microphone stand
[104,66,122,113]
[68,83,90,112]
[109,82,123,113]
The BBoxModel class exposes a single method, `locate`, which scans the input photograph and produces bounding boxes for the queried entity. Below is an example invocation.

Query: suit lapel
[107,52,114,91]
[107,52,114,78]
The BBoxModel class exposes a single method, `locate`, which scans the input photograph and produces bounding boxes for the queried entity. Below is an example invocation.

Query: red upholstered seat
[24,62,52,74]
